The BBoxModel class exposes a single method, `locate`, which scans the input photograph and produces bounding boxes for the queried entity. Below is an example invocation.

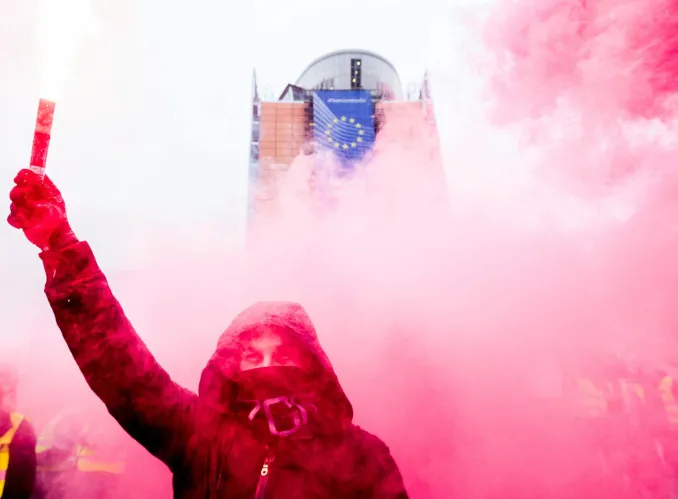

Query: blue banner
[313,90,375,165]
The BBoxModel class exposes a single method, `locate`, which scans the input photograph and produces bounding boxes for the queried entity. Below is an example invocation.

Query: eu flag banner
[313,90,375,165]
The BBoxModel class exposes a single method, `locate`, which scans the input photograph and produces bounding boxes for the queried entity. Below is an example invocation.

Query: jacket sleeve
[358,430,409,499]
[4,419,36,499]
[39,241,196,468]
[371,446,408,499]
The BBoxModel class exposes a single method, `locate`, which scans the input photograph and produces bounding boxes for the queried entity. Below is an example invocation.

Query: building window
[351,58,362,89]
[317,78,335,90]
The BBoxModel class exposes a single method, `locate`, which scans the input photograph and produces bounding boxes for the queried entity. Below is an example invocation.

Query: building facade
[248,49,443,232]
[295,49,403,101]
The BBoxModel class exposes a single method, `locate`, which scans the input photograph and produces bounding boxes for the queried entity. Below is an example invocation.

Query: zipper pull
[254,454,275,499]
[260,457,271,476]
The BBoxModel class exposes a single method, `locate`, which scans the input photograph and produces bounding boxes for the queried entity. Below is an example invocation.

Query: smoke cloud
[5,0,678,497]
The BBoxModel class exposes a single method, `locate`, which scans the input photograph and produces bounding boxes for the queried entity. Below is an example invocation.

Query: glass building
[295,49,403,101]
[248,49,443,233]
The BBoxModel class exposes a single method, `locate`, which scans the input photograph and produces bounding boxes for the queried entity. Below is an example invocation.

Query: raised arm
[41,242,196,466]
[8,169,195,468]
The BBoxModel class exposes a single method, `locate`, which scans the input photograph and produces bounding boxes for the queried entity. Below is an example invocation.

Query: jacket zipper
[254,453,274,499]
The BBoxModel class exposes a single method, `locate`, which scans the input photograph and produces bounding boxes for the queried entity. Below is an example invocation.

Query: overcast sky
[0,0,496,341]
[1,0,495,257]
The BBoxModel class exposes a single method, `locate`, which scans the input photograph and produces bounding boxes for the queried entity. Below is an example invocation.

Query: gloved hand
[7,169,77,251]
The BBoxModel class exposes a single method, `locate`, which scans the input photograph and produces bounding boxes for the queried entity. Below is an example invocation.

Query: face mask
[232,366,317,437]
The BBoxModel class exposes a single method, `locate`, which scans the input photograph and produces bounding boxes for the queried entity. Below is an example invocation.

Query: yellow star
[327,123,332,129]
[341,116,347,122]
[358,130,364,135]
[328,137,333,142]
[333,118,339,123]
[357,137,362,143]
[349,118,355,123]
[342,144,348,150]
[334,142,340,148]
[325,130,331,135]
[355,123,362,129]
[351,142,357,147]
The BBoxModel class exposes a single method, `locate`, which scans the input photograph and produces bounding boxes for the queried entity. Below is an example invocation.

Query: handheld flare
[29,99,56,175]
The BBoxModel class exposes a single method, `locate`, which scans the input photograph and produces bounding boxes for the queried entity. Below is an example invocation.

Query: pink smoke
[487,0,678,121]
[7,0,678,497]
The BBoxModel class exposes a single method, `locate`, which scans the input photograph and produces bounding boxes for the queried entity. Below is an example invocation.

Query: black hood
[198,301,353,433]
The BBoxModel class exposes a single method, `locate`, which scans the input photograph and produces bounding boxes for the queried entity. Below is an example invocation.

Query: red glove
[7,169,77,251]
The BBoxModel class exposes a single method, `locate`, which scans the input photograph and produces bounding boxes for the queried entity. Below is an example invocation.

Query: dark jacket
[0,413,36,499]
[39,242,408,498]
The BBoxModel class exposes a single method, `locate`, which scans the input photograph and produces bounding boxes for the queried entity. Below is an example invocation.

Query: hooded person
[33,407,127,499]
[8,169,408,498]
[0,363,37,499]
